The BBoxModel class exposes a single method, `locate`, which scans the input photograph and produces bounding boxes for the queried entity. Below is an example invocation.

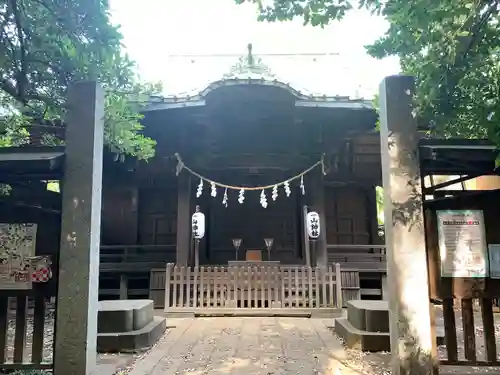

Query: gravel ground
[3,308,159,375]
[5,309,55,364]
[4,306,500,374]
[328,307,500,375]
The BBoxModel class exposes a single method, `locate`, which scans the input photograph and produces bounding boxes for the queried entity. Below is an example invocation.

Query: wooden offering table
[228,260,281,267]
[245,249,263,261]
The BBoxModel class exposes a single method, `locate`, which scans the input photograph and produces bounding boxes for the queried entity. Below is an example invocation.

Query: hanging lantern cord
[174,152,325,191]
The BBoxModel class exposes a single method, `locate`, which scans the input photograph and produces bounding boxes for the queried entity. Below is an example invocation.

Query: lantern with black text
[192,210,205,239]
[306,211,320,239]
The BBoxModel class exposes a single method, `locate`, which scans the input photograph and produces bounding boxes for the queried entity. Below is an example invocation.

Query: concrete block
[347,300,389,333]
[98,299,154,333]
[97,316,167,353]
[335,317,390,352]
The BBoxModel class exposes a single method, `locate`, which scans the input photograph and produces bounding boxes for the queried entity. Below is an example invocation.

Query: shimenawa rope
[174,153,325,191]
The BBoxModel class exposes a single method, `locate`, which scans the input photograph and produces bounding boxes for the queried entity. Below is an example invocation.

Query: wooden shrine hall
[0,48,387,306]
[97,48,387,303]
[3,74,500,373]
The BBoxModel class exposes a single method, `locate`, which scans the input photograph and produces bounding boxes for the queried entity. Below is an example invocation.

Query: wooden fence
[152,264,360,315]
[0,292,53,371]
[439,297,500,366]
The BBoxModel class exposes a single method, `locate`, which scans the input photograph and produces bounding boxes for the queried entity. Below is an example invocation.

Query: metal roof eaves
[143,77,371,111]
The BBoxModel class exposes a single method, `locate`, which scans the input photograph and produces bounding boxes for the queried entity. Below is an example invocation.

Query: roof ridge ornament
[247,43,254,67]
[223,43,275,79]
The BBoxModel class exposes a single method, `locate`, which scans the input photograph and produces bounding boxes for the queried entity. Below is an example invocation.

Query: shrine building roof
[143,44,374,112]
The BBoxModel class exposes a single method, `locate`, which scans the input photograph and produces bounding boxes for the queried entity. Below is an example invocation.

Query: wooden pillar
[302,205,311,266]
[379,75,437,375]
[53,82,104,375]
[367,185,382,248]
[119,274,128,300]
[310,169,327,267]
[176,172,191,266]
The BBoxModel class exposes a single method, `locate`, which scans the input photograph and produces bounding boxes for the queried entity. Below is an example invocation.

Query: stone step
[97,315,167,353]
[335,317,390,352]
[347,300,389,333]
[98,299,154,333]
[336,317,445,353]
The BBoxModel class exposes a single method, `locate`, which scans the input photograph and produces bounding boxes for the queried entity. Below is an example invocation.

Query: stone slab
[163,307,344,318]
[97,315,167,353]
[128,317,352,375]
[347,300,389,333]
[98,299,154,333]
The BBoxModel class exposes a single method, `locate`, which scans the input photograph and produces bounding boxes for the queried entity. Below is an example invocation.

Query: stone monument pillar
[53,82,104,375]
[379,75,437,375]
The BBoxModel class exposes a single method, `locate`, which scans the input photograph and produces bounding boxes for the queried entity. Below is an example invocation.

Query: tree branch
[8,0,28,104]
[436,0,500,115]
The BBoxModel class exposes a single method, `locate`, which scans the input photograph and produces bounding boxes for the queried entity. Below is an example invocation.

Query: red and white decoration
[32,267,52,283]
[31,256,53,283]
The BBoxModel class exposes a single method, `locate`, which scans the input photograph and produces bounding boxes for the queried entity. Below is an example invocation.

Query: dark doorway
[207,189,299,264]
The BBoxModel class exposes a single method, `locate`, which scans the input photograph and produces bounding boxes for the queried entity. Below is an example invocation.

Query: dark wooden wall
[325,185,375,247]
[101,186,138,245]
[99,85,380,264]
[205,186,300,264]
[98,179,377,264]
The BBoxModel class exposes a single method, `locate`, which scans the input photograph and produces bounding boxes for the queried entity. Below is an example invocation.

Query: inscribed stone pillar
[310,169,327,267]
[379,75,436,375]
[53,82,104,375]
[176,172,191,265]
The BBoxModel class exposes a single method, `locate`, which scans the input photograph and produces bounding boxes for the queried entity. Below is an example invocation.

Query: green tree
[236,0,500,142]
[0,0,161,160]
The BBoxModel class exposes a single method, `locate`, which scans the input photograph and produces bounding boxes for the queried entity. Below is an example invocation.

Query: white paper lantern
[192,212,205,239]
[306,211,320,239]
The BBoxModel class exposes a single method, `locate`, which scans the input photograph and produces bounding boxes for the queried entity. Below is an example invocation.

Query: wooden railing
[327,244,387,272]
[99,244,176,299]
[162,264,345,312]
[100,244,176,271]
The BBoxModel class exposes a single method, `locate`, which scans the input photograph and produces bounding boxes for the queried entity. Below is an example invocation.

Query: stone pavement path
[128,317,358,375]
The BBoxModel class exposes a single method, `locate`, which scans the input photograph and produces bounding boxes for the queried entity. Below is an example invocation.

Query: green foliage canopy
[0,0,161,160]
[236,0,500,142]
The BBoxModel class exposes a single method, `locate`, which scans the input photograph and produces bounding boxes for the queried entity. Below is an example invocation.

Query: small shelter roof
[419,138,498,176]
[0,146,64,180]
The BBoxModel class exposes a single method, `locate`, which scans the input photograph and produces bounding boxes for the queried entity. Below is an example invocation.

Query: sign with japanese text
[0,223,37,289]
[306,211,320,239]
[437,210,488,278]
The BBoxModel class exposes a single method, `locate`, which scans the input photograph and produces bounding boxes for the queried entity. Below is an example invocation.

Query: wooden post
[176,172,191,266]
[302,205,311,266]
[194,239,200,268]
[53,82,104,375]
[310,169,327,267]
[367,185,382,248]
[119,274,128,300]
[379,75,437,375]
[335,263,343,308]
